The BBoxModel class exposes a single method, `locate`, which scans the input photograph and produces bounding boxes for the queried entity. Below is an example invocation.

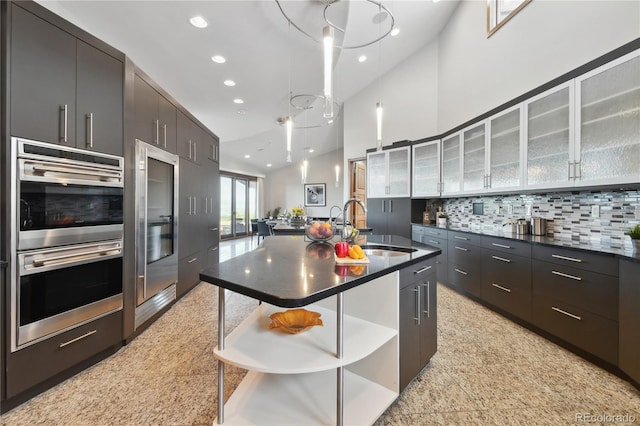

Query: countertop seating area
[0,237,637,425]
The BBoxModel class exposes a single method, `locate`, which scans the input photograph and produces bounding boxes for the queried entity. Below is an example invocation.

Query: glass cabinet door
[366,151,386,198]
[146,158,174,263]
[489,106,521,190]
[387,147,410,197]
[525,83,573,188]
[462,123,487,192]
[412,140,441,197]
[441,133,461,195]
[575,51,640,185]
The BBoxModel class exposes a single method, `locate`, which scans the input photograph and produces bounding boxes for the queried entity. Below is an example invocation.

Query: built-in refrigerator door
[135,140,178,322]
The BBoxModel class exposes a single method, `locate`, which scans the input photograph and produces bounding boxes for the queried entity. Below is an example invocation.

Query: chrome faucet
[342,198,367,239]
[329,205,342,227]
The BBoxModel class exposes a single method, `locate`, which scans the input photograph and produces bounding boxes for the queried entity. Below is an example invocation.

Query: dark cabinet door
[134,75,158,145]
[178,158,203,258]
[399,284,420,391]
[619,259,640,383]
[76,40,123,156]
[11,5,76,145]
[366,198,386,234]
[386,198,411,239]
[177,110,195,161]
[204,164,220,250]
[419,277,437,366]
[158,95,177,153]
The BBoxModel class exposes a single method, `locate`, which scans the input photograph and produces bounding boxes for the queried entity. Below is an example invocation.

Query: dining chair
[250,219,258,244]
[256,220,272,241]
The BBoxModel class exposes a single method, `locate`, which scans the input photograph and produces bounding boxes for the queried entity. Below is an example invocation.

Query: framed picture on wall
[304,183,326,207]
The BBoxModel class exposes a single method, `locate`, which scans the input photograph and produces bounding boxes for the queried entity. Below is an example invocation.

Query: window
[487,0,531,37]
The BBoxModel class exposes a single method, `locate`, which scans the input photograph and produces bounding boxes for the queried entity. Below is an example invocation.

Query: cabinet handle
[211,247,218,251]
[551,306,581,321]
[574,161,581,180]
[188,196,192,215]
[487,174,491,188]
[491,255,511,263]
[193,142,197,162]
[491,283,511,293]
[210,227,219,231]
[568,161,572,180]
[483,175,487,188]
[188,139,193,159]
[414,265,432,274]
[204,197,208,215]
[86,113,93,148]
[193,196,197,215]
[492,243,512,249]
[162,124,167,148]
[413,286,421,325]
[454,236,469,240]
[427,239,440,245]
[60,104,68,143]
[389,199,393,212]
[454,268,468,275]
[551,254,583,263]
[422,282,430,318]
[455,246,468,251]
[188,257,198,264]
[154,120,159,144]
[382,200,386,213]
[551,270,582,281]
[59,329,97,348]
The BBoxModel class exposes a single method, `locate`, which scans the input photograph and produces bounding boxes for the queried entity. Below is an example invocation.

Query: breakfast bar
[200,235,440,425]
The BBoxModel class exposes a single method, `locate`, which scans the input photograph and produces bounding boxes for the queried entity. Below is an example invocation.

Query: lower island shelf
[214,271,400,425]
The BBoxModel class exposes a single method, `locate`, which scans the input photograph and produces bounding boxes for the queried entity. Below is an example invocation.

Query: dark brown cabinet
[134,74,176,153]
[481,248,532,321]
[399,257,437,391]
[619,259,640,384]
[10,5,123,156]
[177,110,207,164]
[418,226,448,284]
[366,198,411,238]
[447,231,481,297]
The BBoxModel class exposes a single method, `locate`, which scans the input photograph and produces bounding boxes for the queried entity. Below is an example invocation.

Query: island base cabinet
[619,260,640,384]
[532,296,618,365]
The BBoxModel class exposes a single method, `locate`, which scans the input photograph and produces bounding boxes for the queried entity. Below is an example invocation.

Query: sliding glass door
[220,174,256,239]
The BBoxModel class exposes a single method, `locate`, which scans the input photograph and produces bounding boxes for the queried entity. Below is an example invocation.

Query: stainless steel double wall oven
[10,137,124,351]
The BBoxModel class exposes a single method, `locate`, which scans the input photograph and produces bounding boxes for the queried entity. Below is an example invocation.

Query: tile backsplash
[442,189,640,247]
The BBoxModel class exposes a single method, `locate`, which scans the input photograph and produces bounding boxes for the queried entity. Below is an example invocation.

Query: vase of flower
[289,206,306,227]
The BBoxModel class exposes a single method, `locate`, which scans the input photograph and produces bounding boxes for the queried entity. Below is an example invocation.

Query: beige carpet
[1,281,639,425]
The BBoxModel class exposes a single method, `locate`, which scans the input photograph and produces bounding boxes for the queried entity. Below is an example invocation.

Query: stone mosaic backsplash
[441,189,640,248]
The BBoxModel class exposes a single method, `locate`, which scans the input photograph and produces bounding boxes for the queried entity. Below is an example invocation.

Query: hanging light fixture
[335,107,340,187]
[286,116,293,162]
[323,26,334,119]
[376,101,383,151]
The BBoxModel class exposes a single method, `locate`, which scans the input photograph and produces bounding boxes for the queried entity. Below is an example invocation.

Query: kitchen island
[200,235,440,425]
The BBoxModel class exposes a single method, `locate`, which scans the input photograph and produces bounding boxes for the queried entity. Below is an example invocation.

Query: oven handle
[29,163,122,182]
[26,246,122,271]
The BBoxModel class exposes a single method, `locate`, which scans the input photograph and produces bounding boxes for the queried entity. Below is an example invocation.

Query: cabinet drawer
[421,235,447,251]
[411,225,424,242]
[447,241,481,269]
[532,244,618,276]
[447,230,482,246]
[448,263,481,297]
[482,236,531,258]
[481,250,532,321]
[423,226,448,238]
[178,252,203,298]
[532,259,618,320]
[532,295,618,365]
[400,257,436,288]
[7,311,122,398]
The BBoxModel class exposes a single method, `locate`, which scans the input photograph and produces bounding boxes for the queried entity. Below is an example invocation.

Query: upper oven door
[13,138,124,250]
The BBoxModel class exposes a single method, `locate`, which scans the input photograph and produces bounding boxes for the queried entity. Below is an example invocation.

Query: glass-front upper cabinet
[523,82,574,190]
[461,123,487,193]
[441,133,461,195]
[412,139,441,197]
[574,50,640,187]
[487,105,523,191]
[366,146,410,198]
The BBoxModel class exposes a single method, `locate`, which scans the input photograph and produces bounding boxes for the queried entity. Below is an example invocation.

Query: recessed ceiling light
[432,0,441,3]
[328,119,334,124]
[233,98,244,104]
[237,109,246,115]
[267,163,272,167]
[189,16,208,29]
[224,80,236,87]
[358,55,367,63]
[244,154,250,159]
[211,55,226,64]
[390,28,400,36]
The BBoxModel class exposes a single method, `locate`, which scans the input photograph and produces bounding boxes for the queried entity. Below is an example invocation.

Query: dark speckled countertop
[413,223,640,263]
[200,235,441,308]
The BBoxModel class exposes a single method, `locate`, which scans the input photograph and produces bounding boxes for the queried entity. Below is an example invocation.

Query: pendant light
[376,101,383,151]
[286,21,293,162]
[323,26,334,119]
[375,5,384,152]
[335,107,340,187]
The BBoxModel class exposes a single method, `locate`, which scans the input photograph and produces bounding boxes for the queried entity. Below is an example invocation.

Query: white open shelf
[214,303,397,374]
[214,369,398,426]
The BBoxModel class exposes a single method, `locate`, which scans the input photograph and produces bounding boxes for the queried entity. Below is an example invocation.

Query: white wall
[263,148,345,218]
[437,0,640,132]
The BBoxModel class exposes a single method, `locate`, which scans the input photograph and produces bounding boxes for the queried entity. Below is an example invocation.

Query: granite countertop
[412,222,640,262]
[200,234,440,308]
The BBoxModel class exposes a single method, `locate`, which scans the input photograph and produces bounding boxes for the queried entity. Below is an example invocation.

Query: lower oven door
[13,240,123,351]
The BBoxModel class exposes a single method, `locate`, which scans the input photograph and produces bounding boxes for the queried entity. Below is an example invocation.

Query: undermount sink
[360,245,417,257]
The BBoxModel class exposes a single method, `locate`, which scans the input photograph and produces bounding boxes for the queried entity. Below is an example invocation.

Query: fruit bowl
[305,221,335,242]
[268,308,323,334]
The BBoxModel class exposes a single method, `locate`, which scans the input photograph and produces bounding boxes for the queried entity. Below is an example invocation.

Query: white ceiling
[36,0,459,174]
